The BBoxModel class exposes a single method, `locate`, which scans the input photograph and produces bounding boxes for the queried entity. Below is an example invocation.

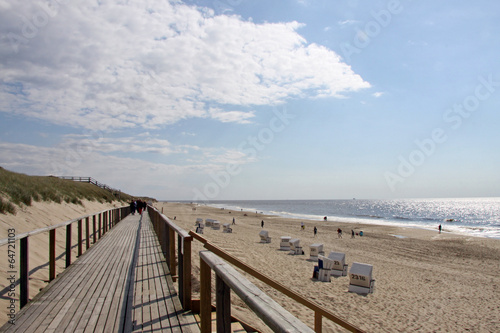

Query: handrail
[200,250,315,333]
[189,231,364,333]
[0,207,124,246]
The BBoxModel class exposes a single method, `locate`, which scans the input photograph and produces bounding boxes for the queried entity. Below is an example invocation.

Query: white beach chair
[259,230,271,243]
[309,243,324,261]
[205,218,216,227]
[317,255,334,282]
[289,239,303,255]
[211,220,221,230]
[348,262,375,294]
[327,251,348,277]
[195,219,205,234]
[223,223,232,233]
[279,236,291,250]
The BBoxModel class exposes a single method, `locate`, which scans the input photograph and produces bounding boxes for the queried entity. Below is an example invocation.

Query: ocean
[191,197,500,239]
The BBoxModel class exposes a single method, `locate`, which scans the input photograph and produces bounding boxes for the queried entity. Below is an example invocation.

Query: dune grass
[0,167,134,214]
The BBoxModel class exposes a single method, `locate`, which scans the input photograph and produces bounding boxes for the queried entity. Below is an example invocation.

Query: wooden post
[98,213,102,239]
[92,215,97,244]
[178,234,184,305]
[77,219,82,257]
[169,227,176,280]
[315,312,323,333]
[85,217,90,250]
[216,274,231,333]
[20,237,29,308]
[200,258,212,333]
[103,213,107,234]
[66,224,71,268]
[161,220,167,256]
[183,237,192,310]
[163,220,169,260]
[49,229,56,281]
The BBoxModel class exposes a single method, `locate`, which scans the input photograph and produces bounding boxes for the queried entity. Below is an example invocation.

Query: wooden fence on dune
[58,176,122,197]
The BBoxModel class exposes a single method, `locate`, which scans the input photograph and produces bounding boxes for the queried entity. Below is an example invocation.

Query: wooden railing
[147,205,365,333]
[0,206,130,308]
[200,250,314,333]
[58,176,121,195]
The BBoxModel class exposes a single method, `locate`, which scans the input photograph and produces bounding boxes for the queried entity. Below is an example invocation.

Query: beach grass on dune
[0,167,133,214]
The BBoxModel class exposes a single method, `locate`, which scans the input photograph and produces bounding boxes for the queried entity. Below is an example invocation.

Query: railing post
[92,215,97,244]
[216,274,231,333]
[77,219,83,257]
[103,213,107,234]
[20,236,29,308]
[161,220,167,256]
[85,217,90,250]
[183,237,192,310]
[66,224,71,268]
[98,213,102,239]
[315,312,323,333]
[49,229,56,281]
[169,227,176,280]
[200,257,212,333]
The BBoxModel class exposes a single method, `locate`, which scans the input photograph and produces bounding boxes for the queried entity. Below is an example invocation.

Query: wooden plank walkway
[1,212,199,333]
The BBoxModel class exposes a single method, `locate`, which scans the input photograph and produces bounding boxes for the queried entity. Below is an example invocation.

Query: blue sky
[1,0,499,200]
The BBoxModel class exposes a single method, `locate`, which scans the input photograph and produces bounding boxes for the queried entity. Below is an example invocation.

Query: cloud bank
[0,0,370,131]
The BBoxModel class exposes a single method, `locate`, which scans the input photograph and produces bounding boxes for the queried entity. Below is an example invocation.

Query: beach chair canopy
[289,239,300,249]
[310,243,323,251]
[318,255,335,269]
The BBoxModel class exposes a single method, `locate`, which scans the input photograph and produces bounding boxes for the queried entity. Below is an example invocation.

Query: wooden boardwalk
[1,212,199,333]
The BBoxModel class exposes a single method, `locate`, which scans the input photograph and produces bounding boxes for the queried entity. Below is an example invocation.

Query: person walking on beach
[261,220,264,228]
[301,222,305,231]
[351,229,355,238]
[438,224,442,233]
[232,217,236,225]
[337,228,342,238]
[314,226,317,237]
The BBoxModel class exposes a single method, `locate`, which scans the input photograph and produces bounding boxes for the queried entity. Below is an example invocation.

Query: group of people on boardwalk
[130,199,147,215]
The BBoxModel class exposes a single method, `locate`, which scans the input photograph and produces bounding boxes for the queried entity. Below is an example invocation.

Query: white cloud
[0,141,248,199]
[0,0,370,131]
[209,108,255,124]
[338,19,359,26]
[372,92,384,98]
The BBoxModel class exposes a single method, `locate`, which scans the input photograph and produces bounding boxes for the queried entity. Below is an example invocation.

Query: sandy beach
[0,199,123,327]
[155,201,500,333]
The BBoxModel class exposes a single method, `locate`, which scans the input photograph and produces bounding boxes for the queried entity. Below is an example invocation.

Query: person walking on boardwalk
[130,200,137,215]
[137,200,143,215]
